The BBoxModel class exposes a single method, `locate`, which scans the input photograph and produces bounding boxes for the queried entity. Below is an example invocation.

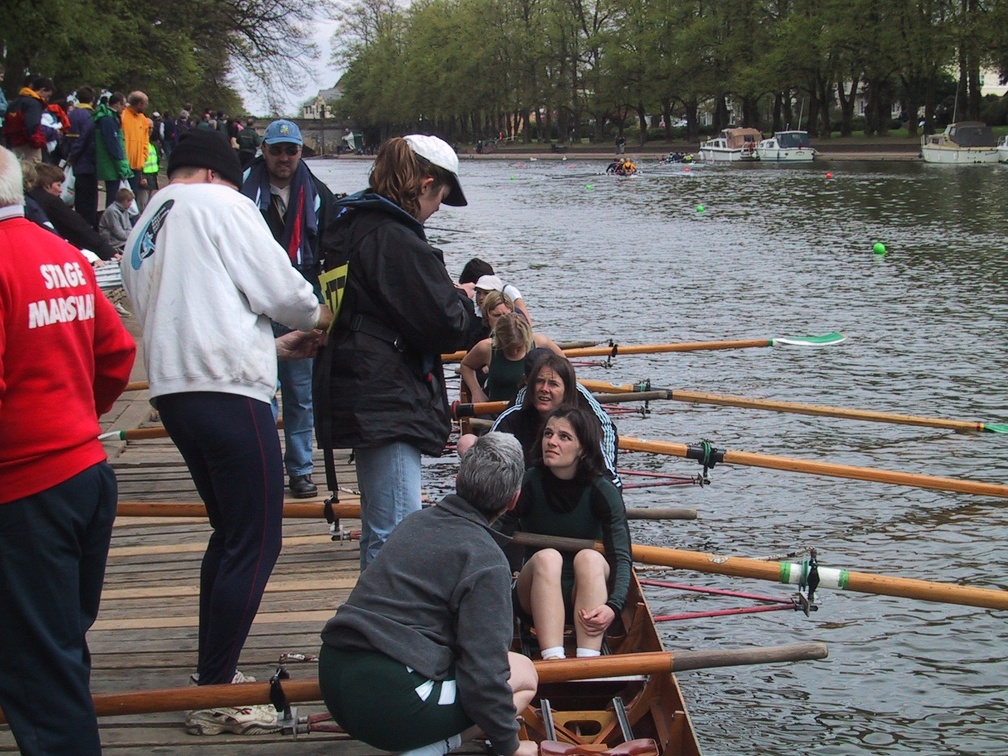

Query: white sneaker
[189,670,257,685]
[114,302,131,317]
[185,704,279,736]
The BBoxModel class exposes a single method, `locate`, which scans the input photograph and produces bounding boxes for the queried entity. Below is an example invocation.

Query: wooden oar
[512,532,1008,610]
[115,501,696,521]
[619,435,1008,500]
[101,418,285,441]
[578,380,1008,434]
[441,333,845,363]
[122,341,606,390]
[116,502,362,519]
[452,390,673,419]
[104,389,667,442]
[0,644,826,721]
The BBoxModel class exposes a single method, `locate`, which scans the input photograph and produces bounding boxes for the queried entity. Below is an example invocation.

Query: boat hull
[516,571,703,756]
[698,147,755,163]
[922,146,1000,164]
[755,147,815,162]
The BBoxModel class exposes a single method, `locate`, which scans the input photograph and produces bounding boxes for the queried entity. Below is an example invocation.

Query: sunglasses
[267,143,300,156]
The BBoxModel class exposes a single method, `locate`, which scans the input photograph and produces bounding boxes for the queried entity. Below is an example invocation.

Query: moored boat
[516,569,703,755]
[999,134,1008,163]
[921,122,999,164]
[755,130,815,162]
[698,128,762,162]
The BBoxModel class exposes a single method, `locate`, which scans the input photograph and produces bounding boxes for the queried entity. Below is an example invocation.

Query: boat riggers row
[102,425,1008,499]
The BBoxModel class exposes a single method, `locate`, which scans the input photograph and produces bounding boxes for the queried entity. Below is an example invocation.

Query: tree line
[0,0,328,116]
[330,0,1008,145]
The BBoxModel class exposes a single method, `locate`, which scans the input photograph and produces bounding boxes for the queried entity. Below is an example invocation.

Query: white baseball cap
[474,274,504,292]
[403,134,467,207]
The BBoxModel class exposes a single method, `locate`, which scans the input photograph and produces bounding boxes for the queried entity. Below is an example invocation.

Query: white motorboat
[998,134,1008,163]
[755,130,816,162]
[921,122,999,164]
[698,127,762,162]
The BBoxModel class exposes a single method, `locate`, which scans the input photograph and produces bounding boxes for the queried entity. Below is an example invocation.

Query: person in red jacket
[0,145,136,755]
[2,76,56,162]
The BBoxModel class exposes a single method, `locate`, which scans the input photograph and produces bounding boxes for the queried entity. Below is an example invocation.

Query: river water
[312,156,1008,755]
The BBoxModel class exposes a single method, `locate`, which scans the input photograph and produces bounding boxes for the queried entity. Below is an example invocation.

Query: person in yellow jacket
[142,127,160,205]
[120,91,150,204]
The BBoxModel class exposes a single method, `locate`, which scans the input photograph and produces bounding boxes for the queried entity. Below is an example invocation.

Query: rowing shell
[517,570,702,755]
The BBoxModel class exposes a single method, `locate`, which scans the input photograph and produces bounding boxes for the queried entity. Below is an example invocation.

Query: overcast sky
[238,20,343,117]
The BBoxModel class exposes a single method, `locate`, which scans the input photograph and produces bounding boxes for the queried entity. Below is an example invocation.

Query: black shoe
[289,475,317,499]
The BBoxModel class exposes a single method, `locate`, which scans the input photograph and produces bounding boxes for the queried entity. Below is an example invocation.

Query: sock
[399,732,463,756]
[541,646,566,660]
[576,647,601,658]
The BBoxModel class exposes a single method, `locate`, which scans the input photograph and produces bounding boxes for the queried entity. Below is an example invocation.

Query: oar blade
[769,332,846,347]
[984,423,1008,434]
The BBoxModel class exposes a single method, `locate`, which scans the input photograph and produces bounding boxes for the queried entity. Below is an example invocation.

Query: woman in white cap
[316,135,478,569]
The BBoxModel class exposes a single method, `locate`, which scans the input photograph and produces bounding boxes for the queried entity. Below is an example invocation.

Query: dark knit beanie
[167,129,243,189]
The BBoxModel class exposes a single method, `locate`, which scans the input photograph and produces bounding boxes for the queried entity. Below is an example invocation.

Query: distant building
[980,68,1007,98]
[301,80,344,119]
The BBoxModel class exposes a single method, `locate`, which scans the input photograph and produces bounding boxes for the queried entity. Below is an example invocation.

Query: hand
[314,303,334,331]
[457,281,476,298]
[578,604,616,636]
[511,741,538,756]
[275,330,324,360]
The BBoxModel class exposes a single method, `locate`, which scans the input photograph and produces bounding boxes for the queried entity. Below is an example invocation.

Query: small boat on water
[516,569,703,755]
[698,128,762,162]
[999,134,1008,164]
[921,121,999,164]
[607,159,639,176]
[755,130,816,162]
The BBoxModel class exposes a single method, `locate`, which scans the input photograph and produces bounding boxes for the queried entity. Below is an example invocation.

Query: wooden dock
[0,317,391,753]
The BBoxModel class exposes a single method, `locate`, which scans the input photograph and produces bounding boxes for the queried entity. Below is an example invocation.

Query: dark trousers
[103,180,120,210]
[0,462,117,756]
[158,392,284,685]
[74,171,99,229]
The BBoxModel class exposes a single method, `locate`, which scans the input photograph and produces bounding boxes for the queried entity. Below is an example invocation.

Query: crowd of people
[1,78,634,753]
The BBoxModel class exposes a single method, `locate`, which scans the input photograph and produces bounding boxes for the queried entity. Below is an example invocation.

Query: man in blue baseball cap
[241,119,341,499]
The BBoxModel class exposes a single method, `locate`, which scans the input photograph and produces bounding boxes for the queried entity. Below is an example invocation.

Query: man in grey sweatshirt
[318,433,538,756]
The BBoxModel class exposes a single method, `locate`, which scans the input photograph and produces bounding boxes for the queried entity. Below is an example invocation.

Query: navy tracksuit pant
[158,391,284,686]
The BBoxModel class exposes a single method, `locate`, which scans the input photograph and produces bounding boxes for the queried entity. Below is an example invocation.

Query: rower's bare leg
[571,549,611,653]
[516,549,565,656]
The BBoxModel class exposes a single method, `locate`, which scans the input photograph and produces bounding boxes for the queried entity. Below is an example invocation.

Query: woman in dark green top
[499,406,632,660]
[460,307,562,405]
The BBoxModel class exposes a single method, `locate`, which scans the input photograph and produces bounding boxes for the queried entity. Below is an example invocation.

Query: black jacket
[28,188,118,261]
[315,192,476,455]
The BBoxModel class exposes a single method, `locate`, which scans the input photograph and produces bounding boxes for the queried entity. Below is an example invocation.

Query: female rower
[489,351,620,487]
[499,406,632,659]
[460,310,562,405]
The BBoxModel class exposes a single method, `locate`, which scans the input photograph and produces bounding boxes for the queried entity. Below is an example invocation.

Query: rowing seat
[538,739,659,756]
